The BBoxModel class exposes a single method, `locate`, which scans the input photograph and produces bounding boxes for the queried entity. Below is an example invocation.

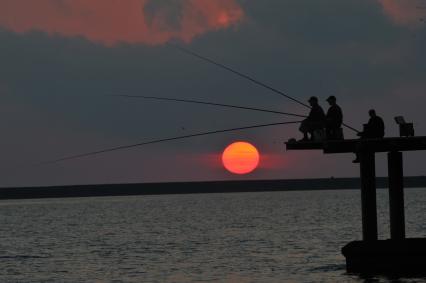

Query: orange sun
[222,141,260,174]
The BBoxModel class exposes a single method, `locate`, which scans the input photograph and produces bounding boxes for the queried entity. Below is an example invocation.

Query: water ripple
[0,189,424,282]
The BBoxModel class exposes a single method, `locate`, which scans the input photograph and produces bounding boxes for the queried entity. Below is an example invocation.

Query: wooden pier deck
[286,136,426,153]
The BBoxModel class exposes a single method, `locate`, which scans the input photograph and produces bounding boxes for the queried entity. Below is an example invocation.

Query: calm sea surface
[0,189,425,283]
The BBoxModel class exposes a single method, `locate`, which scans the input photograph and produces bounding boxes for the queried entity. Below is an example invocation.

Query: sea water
[0,189,425,283]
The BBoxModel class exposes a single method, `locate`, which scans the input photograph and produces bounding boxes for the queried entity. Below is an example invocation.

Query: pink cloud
[378,0,425,27]
[0,0,244,46]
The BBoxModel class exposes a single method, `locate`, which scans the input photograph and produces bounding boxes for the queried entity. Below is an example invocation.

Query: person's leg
[299,120,309,141]
[337,128,344,140]
[353,152,360,163]
[326,127,332,140]
[327,127,343,140]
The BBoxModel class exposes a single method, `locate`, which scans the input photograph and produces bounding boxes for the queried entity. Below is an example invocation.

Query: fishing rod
[41,121,301,165]
[168,44,360,133]
[111,94,307,118]
[168,43,310,109]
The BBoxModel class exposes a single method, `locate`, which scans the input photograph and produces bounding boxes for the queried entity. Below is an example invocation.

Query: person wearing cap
[325,95,343,140]
[299,96,326,141]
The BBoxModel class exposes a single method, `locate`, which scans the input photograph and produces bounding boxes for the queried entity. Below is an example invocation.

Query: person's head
[369,109,376,117]
[326,95,337,106]
[308,96,318,106]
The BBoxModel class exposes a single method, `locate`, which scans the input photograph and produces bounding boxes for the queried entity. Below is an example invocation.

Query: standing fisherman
[299,96,326,141]
[325,95,343,140]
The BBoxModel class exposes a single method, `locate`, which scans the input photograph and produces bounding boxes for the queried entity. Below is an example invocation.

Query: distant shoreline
[1,177,425,200]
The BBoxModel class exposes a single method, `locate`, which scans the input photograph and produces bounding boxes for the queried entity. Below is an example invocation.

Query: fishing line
[168,43,310,109]
[40,121,301,165]
[111,94,307,118]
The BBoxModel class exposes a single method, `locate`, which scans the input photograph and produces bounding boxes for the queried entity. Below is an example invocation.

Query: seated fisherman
[358,109,385,139]
[325,95,343,140]
[299,96,326,141]
[353,109,385,163]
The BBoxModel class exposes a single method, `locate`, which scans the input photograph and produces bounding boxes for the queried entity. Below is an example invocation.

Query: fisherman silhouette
[358,109,385,139]
[325,95,343,140]
[353,109,385,163]
[299,96,326,141]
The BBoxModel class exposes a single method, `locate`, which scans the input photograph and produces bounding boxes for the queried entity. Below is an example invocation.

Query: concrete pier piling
[286,136,426,275]
[359,152,378,241]
[388,151,405,240]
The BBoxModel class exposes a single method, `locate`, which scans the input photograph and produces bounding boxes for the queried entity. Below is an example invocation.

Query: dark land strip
[0,177,425,200]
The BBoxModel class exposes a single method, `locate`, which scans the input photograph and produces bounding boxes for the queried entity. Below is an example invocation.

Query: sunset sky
[0,0,425,187]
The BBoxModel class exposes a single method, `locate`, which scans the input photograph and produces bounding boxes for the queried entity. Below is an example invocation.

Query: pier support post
[360,152,378,241]
[388,151,405,240]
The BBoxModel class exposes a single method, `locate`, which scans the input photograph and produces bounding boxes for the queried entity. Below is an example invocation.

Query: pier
[286,136,426,275]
